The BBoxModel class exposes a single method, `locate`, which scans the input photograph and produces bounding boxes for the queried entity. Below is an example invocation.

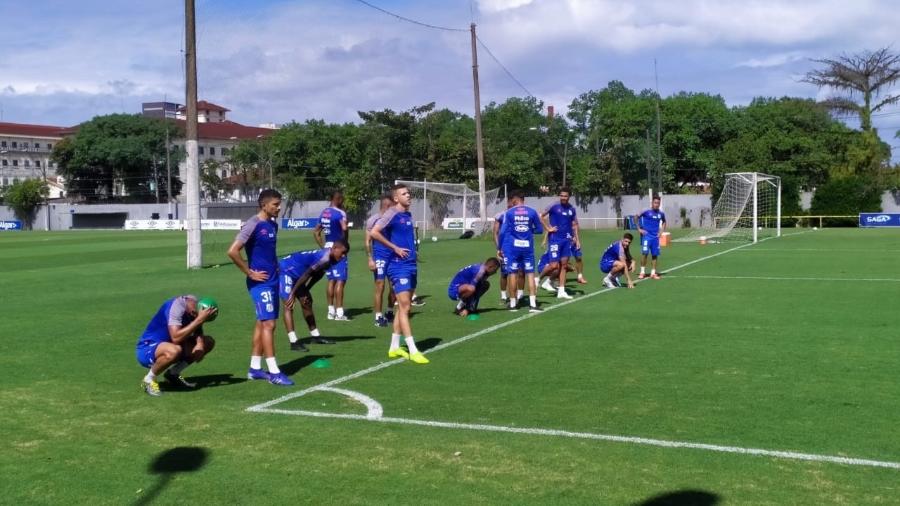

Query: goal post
[674,172,781,243]
[395,179,503,239]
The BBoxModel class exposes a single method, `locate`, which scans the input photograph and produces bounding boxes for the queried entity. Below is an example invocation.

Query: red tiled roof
[0,122,70,138]
[177,100,230,113]
[186,120,275,140]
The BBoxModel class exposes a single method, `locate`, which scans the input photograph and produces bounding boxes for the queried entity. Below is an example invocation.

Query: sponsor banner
[0,220,23,231]
[441,217,482,230]
[282,218,320,230]
[859,213,900,227]
[201,219,241,230]
[125,220,183,230]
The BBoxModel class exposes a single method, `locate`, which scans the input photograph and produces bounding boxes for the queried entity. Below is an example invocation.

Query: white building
[0,122,67,188]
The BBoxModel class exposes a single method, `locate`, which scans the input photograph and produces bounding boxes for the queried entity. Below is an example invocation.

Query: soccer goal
[675,172,781,243]
[395,179,504,239]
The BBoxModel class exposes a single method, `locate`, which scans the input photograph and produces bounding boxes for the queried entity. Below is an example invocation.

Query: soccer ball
[431,236,438,242]
[813,226,818,231]
[198,297,218,321]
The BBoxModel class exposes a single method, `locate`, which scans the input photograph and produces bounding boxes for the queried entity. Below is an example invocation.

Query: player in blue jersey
[136,295,218,397]
[366,194,396,327]
[370,183,429,364]
[540,187,582,299]
[448,257,501,317]
[635,195,667,280]
[227,189,294,386]
[314,191,351,321]
[600,233,635,289]
[498,190,544,312]
[280,241,349,352]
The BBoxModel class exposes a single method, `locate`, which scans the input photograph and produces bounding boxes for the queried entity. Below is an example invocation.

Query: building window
[209,147,216,156]
[12,177,19,184]
[1,159,6,166]
[199,146,205,155]
[22,142,29,149]
[0,141,6,148]
[24,160,30,167]
[222,169,228,178]
[36,160,41,168]
[221,147,229,156]
[48,143,53,150]
[1,177,7,186]
[11,141,17,148]
[12,160,18,166]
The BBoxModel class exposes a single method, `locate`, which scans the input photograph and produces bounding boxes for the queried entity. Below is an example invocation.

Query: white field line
[668,275,900,282]
[738,248,900,253]
[246,240,755,413]
[252,406,900,470]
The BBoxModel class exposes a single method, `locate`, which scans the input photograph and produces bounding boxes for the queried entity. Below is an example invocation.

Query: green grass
[1,227,897,505]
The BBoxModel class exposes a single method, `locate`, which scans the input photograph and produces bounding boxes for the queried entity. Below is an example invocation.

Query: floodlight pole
[471,23,487,230]
[185,0,202,268]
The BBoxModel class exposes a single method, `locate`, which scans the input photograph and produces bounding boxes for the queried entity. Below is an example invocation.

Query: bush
[810,175,882,226]
[1,178,49,230]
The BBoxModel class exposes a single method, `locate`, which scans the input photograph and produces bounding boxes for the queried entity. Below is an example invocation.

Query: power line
[350,0,467,32]
[475,35,535,99]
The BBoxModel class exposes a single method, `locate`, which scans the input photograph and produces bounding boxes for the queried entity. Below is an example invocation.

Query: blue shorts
[548,240,572,261]
[387,263,417,294]
[326,256,348,281]
[372,257,389,281]
[502,248,535,273]
[249,283,279,321]
[537,253,551,274]
[641,236,660,257]
[279,272,298,300]
[447,283,462,301]
[136,341,161,368]
[500,254,510,276]
[600,257,615,274]
[571,245,582,258]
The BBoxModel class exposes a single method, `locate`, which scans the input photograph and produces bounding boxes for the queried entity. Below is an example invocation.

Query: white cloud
[736,52,807,69]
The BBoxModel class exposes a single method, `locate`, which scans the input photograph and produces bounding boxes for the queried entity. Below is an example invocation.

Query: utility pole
[654,58,662,192]
[470,23,487,230]
[164,95,173,219]
[185,0,202,268]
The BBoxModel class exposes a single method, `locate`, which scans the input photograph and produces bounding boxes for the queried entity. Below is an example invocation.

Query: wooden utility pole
[470,24,487,230]
[185,0,202,268]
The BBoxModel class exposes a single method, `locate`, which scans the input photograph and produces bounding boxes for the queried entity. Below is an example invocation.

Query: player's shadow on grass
[634,490,719,506]
[343,307,371,318]
[134,446,209,506]
[187,373,247,389]
[281,354,334,375]
[415,337,442,352]
[319,334,376,343]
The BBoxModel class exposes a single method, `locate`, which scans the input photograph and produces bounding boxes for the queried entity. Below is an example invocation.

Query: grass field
[1,226,898,505]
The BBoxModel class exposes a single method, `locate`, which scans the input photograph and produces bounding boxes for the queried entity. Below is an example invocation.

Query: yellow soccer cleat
[388,347,409,359]
[409,352,430,364]
[142,379,162,397]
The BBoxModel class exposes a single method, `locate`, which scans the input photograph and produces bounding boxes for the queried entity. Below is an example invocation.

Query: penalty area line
[246,240,755,413]
[251,408,900,471]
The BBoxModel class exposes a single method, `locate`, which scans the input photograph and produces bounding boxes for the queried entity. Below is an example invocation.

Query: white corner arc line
[249,410,900,470]
[317,387,384,420]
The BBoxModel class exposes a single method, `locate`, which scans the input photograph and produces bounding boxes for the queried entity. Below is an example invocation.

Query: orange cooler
[660,232,671,247]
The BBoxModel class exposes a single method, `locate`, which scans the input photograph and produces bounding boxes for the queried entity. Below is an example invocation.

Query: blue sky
[1,0,898,155]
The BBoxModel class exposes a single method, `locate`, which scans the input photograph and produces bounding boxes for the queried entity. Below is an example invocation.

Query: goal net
[675,172,781,243]
[395,180,504,239]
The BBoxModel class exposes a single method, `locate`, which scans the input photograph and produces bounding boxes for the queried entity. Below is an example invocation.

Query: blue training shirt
[137,296,196,346]
[499,205,543,251]
[374,206,417,264]
[366,214,392,260]
[280,248,332,278]
[544,202,577,242]
[601,240,628,264]
[638,209,667,238]
[235,215,278,288]
[319,207,347,244]
[450,263,486,287]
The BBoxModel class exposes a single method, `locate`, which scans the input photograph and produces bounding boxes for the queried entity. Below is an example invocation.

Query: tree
[803,48,900,132]
[52,114,182,202]
[200,159,226,201]
[1,178,49,229]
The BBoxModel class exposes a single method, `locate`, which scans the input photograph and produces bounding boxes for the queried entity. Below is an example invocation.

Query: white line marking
[668,275,900,282]
[316,387,384,420]
[738,248,900,253]
[250,408,900,470]
[246,241,755,413]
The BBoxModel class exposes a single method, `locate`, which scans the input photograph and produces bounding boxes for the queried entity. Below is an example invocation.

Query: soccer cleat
[556,291,573,299]
[603,277,617,289]
[164,370,196,388]
[409,352,430,364]
[374,316,389,327]
[142,379,162,397]
[290,341,310,352]
[650,273,661,280]
[540,279,556,292]
[247,368,270,381]
[528,306,543,313]
[411,296,426,307]
[268,372,294,386]
[638,273,647,279]
[333,314,351,321]
[385,310,395,322]
[310,336,336,345]
[326,313,335,320]
[613,277,622,288]
[388,347,409,359]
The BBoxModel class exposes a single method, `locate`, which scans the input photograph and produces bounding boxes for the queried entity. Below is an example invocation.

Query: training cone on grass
[312,358,331,369]
[467,313,480,321]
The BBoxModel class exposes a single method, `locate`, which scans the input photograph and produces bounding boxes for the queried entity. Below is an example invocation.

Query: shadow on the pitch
[281,354,334,376]
[415,337,442,352]
[343,307,371,318]
[312,334,376,343]
[634,490,720,506]
[472,306,504,314]
[187,373,247,389]
[134,447,209,506]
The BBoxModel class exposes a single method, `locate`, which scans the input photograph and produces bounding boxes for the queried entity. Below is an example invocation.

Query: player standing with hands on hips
[635,195,667,280]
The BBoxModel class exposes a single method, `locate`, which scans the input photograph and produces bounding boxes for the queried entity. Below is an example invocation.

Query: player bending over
[136,295,218,397]
[635,195,667,280]
[493,198,524,304]
[280,241,349,351]
[600,233,636,289]
[448,257,501,317]
[537,250,574,291]
[366,193,396,327]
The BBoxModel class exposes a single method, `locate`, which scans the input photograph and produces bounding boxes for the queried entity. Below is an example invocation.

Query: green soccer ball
[198,297,218,321]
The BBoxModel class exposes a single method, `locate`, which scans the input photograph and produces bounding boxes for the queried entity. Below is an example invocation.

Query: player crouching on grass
[448,257,501,317]
[600,233,636,289]
[280,241,348,351]
[136,295,218,397]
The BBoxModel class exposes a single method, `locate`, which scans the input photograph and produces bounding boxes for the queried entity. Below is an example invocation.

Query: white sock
[557,286,566,295]
[404,336,420,354]
[577,273,585,281]
[640,267,646,275]
[500,292,508,301]
[168,361,189,376]
[310,328,320,337]
[336,307,344,317]
[390,333,401,350]
[604,274,611,283]
[265,357,280,374]
[328,305,335,315]
[509,298,517,308]
[143,371,156,383]
[529,295,537,307]
[456,301,465,311]
[516,289,524,299]
[375,312,383,320]
[250,355,262,370]
[287,331,298,343]
[651,269,656,275]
